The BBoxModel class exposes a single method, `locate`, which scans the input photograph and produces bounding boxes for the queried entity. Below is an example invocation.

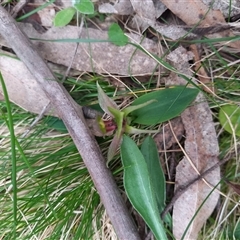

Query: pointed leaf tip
[107,133,123,166]
[97,82,118,117]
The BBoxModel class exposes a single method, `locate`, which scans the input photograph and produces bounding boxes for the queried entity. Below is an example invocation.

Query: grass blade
[0,72,17,238]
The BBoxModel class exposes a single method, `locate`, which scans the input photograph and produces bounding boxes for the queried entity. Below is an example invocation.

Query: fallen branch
[0,6,140,240]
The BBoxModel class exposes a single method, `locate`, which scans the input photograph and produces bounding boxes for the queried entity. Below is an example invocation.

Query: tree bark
[0,6,140,240]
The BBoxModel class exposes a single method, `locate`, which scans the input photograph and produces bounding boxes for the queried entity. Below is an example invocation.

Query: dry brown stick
[0,6,140,240]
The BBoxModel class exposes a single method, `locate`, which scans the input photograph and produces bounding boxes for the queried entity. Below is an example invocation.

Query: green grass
[0,88,104,239]
[0,73,126,239]
[0,109,102,239]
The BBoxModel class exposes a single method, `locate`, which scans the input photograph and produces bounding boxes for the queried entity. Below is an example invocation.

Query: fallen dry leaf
[129,0,156,31]
[98,3,118,14]
[201,0,240,18]
[56,0,72,8]
[129,0,167,32]
[160,0,240,48]
[0,23,161,76]
[130,0,156,21]
[166,46,220,240]
[0,51,56,116]
[37,6,55,27]
[154,117,184,151]
[161,0,225,26]
[99,0,134,15]
[148,21,195,40]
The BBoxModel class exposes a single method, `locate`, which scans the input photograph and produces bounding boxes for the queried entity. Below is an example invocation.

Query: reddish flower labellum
[104,119,117,132]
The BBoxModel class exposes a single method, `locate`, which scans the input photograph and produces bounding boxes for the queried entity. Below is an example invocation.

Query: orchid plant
[97,82,158,165]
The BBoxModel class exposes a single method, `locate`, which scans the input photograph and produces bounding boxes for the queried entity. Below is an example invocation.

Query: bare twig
[0,6,140,240]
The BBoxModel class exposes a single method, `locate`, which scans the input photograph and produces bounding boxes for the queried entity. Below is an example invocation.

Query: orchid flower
[97,82,158,166]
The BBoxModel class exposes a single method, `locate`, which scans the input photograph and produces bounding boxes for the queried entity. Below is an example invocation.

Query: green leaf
[141,137,166,212]
[74,0,94,15]
[53,7,76,27]
[108,23,128,46]
[141,137,166,211]
[141,137,172,228]
[131,86,199,125]
[219,104,240,136]
[123,100,156,117]
[121,135,168,240]
[97,82,119,117]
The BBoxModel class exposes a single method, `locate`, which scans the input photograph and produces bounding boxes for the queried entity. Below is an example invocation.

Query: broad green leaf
[219,104,240,136]
[131,86,199,125]
[141,136,166,212]
[121,135,168,240]
[54,7,76,27]
[141,137,172,227]
[123,100,156,117]
[97,82,119,117]
[74,0,94,14]
[108,23,128,46]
